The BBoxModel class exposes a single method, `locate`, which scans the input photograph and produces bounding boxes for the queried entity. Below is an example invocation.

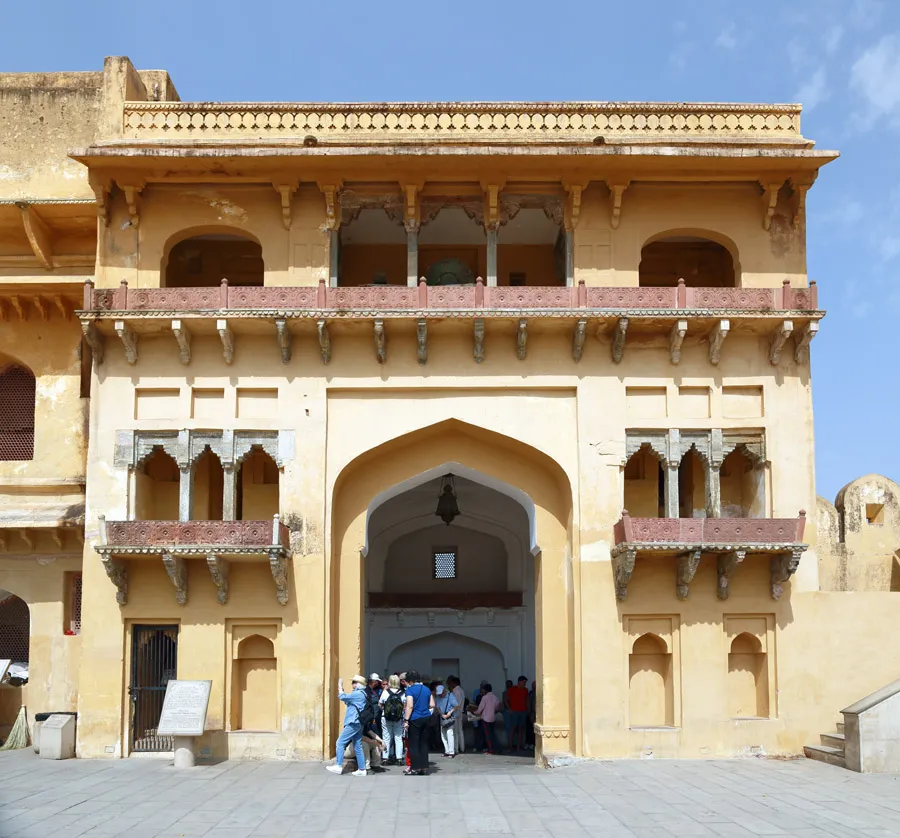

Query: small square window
[866,503,885,525]
[433,550,457,579]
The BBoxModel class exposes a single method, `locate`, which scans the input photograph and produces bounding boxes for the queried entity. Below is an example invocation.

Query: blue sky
[3,0,898,501]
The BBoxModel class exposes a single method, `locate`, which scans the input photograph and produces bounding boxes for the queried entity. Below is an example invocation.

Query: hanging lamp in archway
[435,474,460,525]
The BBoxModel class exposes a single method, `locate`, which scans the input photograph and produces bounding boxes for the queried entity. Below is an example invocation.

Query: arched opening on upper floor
[0,361,35,462]
[639,230,739,288]
[162,228,264,288]
[623,444,664,518]
[721,447,765,518]
[236,446,280,520]
[134,446,179,521]
[192,447,224,521]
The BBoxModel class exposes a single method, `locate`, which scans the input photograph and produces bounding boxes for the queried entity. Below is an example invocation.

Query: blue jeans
[335,720,364,768]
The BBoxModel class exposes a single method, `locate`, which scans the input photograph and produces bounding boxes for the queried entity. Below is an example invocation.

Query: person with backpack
[379,674,405,764]
[326,675,370,776]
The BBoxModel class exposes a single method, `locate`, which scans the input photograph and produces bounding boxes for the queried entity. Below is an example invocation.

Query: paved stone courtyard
[1,749,899,838]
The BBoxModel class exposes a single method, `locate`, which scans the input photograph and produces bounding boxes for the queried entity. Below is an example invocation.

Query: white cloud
[850,34,900,126]
[795,67,829,111]
[715,23,738,50]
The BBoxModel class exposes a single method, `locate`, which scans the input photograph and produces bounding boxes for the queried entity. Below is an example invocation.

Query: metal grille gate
[130,625,178,752]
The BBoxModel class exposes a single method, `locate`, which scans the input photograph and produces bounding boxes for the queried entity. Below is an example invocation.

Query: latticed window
[69,574,83,635]
[433,550,457,579]
[0,593,30,663]
[0,365,35,461]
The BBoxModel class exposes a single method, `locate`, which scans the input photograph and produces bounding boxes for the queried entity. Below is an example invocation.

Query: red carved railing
[613,510,806,546]
[84,277,818,314]
[102,519,290,549]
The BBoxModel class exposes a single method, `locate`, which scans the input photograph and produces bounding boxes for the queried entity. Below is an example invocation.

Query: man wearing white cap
[326,675,369,776]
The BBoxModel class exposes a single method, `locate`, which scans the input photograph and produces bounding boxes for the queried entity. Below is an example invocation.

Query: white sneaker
[351,768,367,776]
[325,764,343,774]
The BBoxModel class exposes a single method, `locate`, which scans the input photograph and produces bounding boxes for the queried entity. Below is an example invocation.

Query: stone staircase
[803,721,846,768]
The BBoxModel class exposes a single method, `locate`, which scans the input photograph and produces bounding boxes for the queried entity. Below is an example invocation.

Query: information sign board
[157,680,212,737]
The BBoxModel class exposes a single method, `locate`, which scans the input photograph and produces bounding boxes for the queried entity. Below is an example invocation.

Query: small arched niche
[640,235,736,288]
[721,448,764,518]
[624,444,664,518]
[728,632,769,718]
[237,447,279,520]
[232,633,278,731]
[163,232,264,288]
[0,363,36,462]
[679,447,707,519]
[192,448,224,521]
[629,633,674,727]
[134,447,180,521]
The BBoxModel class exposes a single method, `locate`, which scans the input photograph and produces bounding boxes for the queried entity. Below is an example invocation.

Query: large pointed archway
[328,419,574,761]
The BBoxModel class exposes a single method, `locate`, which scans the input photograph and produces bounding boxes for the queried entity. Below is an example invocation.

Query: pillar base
[173,736,196,768]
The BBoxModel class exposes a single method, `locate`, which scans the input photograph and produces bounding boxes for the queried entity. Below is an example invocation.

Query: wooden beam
[17,203,54,269]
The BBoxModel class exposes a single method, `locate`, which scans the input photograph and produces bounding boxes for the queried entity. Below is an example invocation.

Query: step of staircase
[836,721,845,734]
[820,732,845,751]
[803,743,847,769]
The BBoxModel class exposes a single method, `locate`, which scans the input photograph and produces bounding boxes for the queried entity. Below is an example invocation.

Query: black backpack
[383,688,404,722]
[357,695,376,728]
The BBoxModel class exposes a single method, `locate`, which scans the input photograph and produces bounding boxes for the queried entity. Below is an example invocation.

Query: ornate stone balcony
[94,515,290,607]
[80,278,821,367]
[611,510,807,602]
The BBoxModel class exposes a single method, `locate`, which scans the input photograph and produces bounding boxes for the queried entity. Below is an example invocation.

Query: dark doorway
[130,625,178,753]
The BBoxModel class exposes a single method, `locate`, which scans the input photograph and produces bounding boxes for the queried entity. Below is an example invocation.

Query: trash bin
[33,712,77,755]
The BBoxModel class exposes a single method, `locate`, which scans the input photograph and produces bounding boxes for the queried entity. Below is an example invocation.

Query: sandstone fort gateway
[0,55,898,766]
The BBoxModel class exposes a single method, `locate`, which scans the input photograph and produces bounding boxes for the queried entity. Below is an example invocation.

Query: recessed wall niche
[228,622,280,732]
[625,615,680,728]
[724,615,775,719]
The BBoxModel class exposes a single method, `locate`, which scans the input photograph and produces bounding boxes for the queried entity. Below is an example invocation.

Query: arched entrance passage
[329,419,574,760]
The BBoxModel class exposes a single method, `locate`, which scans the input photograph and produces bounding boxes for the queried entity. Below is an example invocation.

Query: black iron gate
[129,625,178,752]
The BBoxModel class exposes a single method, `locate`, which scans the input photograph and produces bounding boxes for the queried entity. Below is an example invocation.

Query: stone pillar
[178,466,194,522]
[486,227,499,287]
[664,429,681,518]
[565,229,575,287]
[707,429,723,518]
[223,466,237,521]
[406,223,418,287]
[329,230,340,287]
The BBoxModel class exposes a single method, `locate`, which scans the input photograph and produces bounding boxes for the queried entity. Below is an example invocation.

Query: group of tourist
[327,670,536,776]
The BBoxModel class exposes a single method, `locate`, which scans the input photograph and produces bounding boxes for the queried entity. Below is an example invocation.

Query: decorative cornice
[121,101,805,145]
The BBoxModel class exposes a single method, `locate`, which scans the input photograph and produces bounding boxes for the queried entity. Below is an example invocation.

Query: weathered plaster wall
[817,474,900,591]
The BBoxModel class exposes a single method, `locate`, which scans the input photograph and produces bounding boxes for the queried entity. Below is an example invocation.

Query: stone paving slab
[0,750,898,837]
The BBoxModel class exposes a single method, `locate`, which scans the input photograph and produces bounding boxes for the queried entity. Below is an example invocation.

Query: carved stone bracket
[473,318,485,364]
[417,319,427,365]
[269,549,289,605]
[207,553,229,605]
[768,320,793,365]
[612,547,637,600]
[114,320,138,365]
[571,318,587,362]
[790,174,817,229]
[611,317,628,363]
[669,319,687,364]
[516,319,528,360]
[273,183,298,230]
[760,181,782,231]
[794,321,818,363]
[676,550,702,600]
[81,321,105,365]
[319,183,342,231]
[162,551,188,605]
[770,549,802,600]
[607,182,630,229]
[317,319,332,363]
[89,175,111,226]
[121,184,144,228]
[102,556,128,606]
[275,318,292,364]
[716,549,746,600]
[563,184,583,231]
[708,319,730,365]
[374,319,386,363]
[17,203,54,269]
[217,319,234,364]
[171,319,192,365]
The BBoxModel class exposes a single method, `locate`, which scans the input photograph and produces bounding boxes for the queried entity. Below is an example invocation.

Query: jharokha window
[0,364,36,461]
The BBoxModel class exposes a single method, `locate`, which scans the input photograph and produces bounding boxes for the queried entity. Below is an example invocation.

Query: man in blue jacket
[326,675,369,776]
